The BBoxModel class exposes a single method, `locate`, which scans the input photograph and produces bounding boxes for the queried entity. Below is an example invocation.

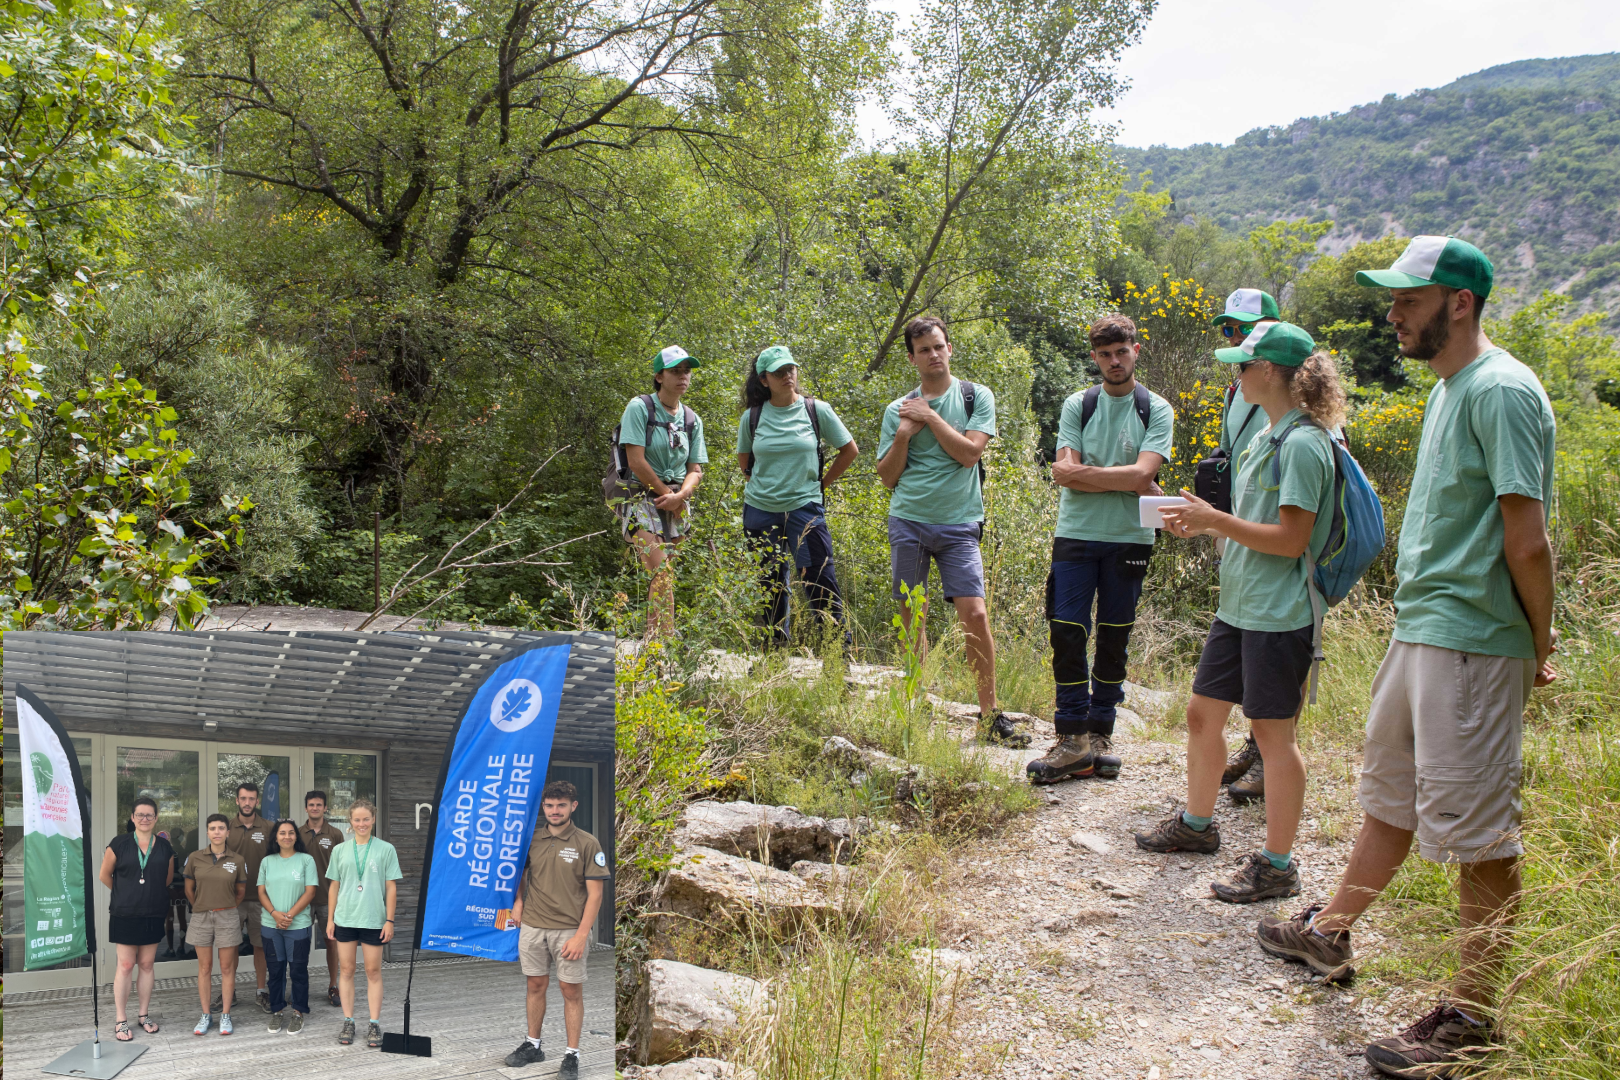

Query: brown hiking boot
[1257,903,1355,982]
[1089,732,1121,779]
[1228,754,1265,803]
[1133,811,1221,854]
[1211,851,1300,904]
[1365,1002,1495,1078]
[1025,733,1092,783]
[1222,734,1260,785]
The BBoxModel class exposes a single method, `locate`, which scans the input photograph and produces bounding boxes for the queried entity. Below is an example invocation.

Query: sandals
[140,1014,160,1034]
[115,1020,134,1042]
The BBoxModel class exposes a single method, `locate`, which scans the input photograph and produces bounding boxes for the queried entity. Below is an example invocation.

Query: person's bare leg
[526,974,549,1039]
[324,934,339,993]
[137,943,158,1020]
[1454,855,1521,1014]
[197,949,214,1013]
[337,940,358,1017]
[954,596,997,717]
[633,532,674,640]
[560,980,585,1049]
[219,946,239,1012]
[363,943,384,1021]
[1185,694,1235,818]
[1311,814,1416,934]
[115,944,136,1022]
[1250,712,1306,856]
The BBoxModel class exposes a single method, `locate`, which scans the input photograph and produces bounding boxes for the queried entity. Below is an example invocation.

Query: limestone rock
[635,960,767,1065]
[910,947,977,992]
[789,860,864,889]
[657,846,838,922]
[1122,681,1174,715]
[622,1058,758,1080]
[1067,831,1112,855]
[674,800,842,869]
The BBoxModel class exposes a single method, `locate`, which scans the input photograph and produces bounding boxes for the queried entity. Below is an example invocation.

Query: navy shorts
[888,516,985,602]
[1191,617,1315,720]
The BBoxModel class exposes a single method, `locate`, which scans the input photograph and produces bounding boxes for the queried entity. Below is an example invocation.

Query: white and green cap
[1213,320,1315,367]
[754,344,796,374]
[1210,287,1280,326]
[1355,235,1494,299]
[651,345,699,373]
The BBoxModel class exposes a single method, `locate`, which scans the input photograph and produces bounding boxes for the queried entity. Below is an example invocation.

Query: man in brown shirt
[300,790,346,1006]
[225,782,274,1012]
[503,781,609,1077]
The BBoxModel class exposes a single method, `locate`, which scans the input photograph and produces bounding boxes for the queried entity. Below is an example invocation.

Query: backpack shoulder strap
[960,380,976,421]
[1079,385,1101,429]
[1132,384,1152,433]
[803,395,822,441]
[904,388,922,400]
[748,402,763,439]
[640,394,659,444]
[1225,382,1238,410]
[680,404,697,433]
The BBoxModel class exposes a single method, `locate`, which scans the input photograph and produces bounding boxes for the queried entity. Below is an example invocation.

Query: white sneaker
[219,1012,234,1035]
[194,1012,212,1036]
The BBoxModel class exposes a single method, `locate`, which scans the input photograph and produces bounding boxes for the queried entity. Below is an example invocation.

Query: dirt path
[939,703,1397,1080]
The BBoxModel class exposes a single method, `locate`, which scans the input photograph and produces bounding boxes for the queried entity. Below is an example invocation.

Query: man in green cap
[1210,288,1282,803]
[1254,236,1558,1079]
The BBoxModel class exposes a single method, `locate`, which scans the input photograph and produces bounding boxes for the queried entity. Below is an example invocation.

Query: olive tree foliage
[863,0,1156,373]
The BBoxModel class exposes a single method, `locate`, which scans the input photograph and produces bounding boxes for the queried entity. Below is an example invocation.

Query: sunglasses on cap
[1220,323,1251,339]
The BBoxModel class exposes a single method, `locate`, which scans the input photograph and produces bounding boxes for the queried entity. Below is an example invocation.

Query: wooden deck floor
[2,951,614,1080]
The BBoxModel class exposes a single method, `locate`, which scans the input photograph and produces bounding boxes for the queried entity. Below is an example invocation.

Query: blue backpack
[1268,418,1387,702]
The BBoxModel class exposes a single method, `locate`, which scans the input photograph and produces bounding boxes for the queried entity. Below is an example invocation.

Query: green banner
[17,688,90,970]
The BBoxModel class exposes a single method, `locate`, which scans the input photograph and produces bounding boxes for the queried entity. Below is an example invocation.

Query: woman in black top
[98,795,175,1040]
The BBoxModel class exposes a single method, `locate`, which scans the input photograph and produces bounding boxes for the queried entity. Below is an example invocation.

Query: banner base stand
[381,1032,433,1057]
[43,1039,147,1079]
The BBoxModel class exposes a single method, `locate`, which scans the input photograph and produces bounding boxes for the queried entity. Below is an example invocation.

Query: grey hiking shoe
[367,1021,383,1048]
[1211,851,1300,904]
[1256,903,1355,982]
[287,1011,305,1034]
[1365,1002,1495,1078]
[1223,733,1260,785]
[1134,811,1222,854]
[1089,732,1121,779]
[505,1040,545,1067]
[338,1018,355,1045]
[1025,733,1094,784]
[1229,755,1265,803]
[983,712,1032,748]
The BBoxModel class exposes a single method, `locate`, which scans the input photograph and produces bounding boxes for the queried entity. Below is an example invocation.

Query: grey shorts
[888,517,985,602]
[239,900,264,947]
[186,907,244,949]
[1359,639,1535,864]
[518,926,590,983]
[624,493,691,543]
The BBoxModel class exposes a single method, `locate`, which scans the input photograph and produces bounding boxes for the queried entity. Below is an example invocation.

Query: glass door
[308,751,379,838]
[215,748,293,823]
[110,739,202,976]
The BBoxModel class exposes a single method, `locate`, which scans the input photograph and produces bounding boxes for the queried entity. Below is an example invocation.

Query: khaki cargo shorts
[518,926,590,983]
[239,900,265,947]
[1359,639,1534,863]
[186,907,244,949]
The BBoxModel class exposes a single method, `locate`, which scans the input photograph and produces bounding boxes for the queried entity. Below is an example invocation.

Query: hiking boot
[1089,732,1121,779]
[1025,733,1093,784]
[367,1021,383,1048]
[1134,811,1221,854]
[268,1011,286,1033]
[1365,1002,1495,1078]
[1229,755,1265,803]
[287,1011,305,1035]
[256,989,272,1014]
[558,1051,581,1080]
[339,1019,356,1045]
[1256,903,1355,982]
[983,712,1032,748]
[505,1040,545,1067]
[1222,734,1261,785]
[327,985,341,1008]
[1211,851,1301,904]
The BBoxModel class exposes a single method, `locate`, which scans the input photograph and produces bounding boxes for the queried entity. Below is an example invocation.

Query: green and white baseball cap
[1214,320,1316,367]
[651,345,699,372]
[1355,235,1494,299]
[1210,287,1281,326]
[755,344,797,374]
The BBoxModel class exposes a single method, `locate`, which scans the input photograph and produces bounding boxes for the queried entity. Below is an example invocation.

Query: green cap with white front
[1210,287,1280,326]
[651,345,700,373]
[755,344,796,374]
[1214,320,1316,367]
[1355,235,1494,299]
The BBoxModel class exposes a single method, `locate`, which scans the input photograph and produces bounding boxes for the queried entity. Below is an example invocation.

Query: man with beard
[1027,314,1173,784]
[1255,237,1557,1079]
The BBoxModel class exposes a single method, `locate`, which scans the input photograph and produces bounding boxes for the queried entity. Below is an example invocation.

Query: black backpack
[1194,383,1262,513]
[1076,384,1159,481]
[901,379,985,488]
[602,393,697,510]
[742,396,824,480]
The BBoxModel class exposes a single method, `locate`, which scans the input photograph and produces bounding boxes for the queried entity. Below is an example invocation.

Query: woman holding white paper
[1138,321,1346,906]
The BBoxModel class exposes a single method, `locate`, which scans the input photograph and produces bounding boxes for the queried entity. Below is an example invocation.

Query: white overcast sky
[858,0,1620,149]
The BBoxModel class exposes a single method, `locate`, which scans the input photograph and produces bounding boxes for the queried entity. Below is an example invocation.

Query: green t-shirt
[1054,386,1175,545]
[736,397,853,513]
[1216,410,1336,632]
[878,377,998,525]
[1393,348,1555,658]
[326,837,403,930]
[618,394,707,485]
[1222,382,1269,459]
[258,851,321,930]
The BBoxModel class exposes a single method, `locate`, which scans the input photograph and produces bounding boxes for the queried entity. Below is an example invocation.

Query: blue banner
[264,771,281,821]
[418,642,571,960]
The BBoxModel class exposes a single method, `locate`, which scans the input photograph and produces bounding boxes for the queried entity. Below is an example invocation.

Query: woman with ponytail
[1141,322,1344,906]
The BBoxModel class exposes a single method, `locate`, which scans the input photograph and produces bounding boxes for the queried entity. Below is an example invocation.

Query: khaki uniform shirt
[299,820,346,907]
[519,823,610,931]
[185,849,247,911]
[226,813,275,892]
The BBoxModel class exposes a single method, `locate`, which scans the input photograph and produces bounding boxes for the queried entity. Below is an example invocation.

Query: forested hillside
[1115,54,1620,322]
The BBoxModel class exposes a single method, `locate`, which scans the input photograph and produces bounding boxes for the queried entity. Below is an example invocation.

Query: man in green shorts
[225,782,274,1012]
[300,791,346,1007]
[503,781,609,1077]
[1255,237,1557,1079]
